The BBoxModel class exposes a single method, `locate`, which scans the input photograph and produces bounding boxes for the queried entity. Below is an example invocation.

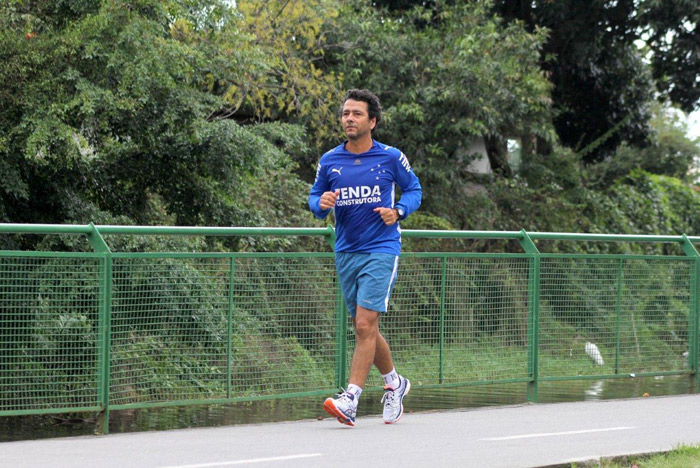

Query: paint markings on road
[480,426,635,441]
[158,453,323,468]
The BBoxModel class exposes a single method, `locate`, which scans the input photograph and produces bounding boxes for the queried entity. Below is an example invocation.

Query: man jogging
[308,89,422,426]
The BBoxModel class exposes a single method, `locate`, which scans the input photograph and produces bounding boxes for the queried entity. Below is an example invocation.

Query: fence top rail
[527,232,689,243]
[95,225,333,236]
[0,224,93,235]
[0,224,696,244]
[0,224,334,237]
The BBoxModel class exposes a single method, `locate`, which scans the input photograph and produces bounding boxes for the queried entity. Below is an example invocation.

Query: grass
[570,444,700,467]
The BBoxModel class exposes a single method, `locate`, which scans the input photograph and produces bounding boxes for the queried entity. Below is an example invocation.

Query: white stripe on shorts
[384,255,400,310]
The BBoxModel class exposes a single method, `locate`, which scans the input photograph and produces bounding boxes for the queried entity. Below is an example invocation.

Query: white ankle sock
[346,384,362,402]
[382,368,400,389]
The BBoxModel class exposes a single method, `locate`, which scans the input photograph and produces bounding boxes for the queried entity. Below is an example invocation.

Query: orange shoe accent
[323,398,355,426]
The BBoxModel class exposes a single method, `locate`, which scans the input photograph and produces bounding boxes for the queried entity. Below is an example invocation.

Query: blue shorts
[335,252,400,316]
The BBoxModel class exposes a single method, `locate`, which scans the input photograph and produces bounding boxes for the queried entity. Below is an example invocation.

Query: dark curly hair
[341,89,382,127]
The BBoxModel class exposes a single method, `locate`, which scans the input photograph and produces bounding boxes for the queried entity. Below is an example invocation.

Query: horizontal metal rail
[2,223,700,254]
[0,223,697,242]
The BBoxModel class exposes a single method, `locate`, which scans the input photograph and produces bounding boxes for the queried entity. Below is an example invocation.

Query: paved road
[1,395,699,468]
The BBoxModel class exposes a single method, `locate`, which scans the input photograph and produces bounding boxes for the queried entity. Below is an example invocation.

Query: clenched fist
[320,190,340,210]
[373,207,399,225]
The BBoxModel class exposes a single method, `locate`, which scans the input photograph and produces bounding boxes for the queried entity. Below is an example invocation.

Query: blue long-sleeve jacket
[308,140,422,255]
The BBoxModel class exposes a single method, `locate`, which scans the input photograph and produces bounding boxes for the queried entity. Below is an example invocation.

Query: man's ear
[370,117,377,130]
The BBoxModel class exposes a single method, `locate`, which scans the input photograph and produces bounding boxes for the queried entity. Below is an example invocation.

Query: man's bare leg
[373,331,394,375]
[349,305,408,424]
[348,305,381,387]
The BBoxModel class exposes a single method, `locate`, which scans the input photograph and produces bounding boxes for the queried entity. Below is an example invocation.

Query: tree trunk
[484,134,513,178]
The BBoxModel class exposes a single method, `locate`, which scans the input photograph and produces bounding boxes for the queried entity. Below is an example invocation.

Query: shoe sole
[323,398,355,427]
[384,379,411,424]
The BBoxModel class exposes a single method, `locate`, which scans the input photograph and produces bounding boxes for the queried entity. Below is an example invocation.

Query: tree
[324,0,552,217]
[495,0,656,161]
[0,0,319,241]
[495,0,700,162]
[639,0,700,113]
[587,102,700,187]
[225,1,344,151]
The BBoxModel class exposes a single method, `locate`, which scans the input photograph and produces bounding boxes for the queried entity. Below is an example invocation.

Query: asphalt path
[1,394,699,468]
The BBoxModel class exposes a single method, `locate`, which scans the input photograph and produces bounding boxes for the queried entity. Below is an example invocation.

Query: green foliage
[582,170,700,251]
[639,0,700,113]
[325,0,553,214]
[4,0,697,258]
[429,146,586,241]
[400,212,461,252]
[495,0,684,161]
[232,123,327,252]
[410,134,700,255]
[588,104,700,187]
[225,0,344,153]
[0,0,320,246]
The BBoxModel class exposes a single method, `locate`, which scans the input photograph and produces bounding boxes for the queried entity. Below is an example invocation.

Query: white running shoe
[323,391,357,426]
[381,375,411,424]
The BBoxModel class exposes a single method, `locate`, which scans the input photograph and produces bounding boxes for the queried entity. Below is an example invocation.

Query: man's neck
[345,136,373,154]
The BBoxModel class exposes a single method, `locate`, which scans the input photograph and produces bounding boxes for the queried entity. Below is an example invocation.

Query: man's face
[341,99,376,140]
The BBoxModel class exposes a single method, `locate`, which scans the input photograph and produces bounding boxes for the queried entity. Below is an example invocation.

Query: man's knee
[355,320,377,340]
[354,307,379,340]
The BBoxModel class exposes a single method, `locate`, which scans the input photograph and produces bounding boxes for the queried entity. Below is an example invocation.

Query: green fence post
[88,223,112,435]
[519,230,540,403]
[327,226,347,388]
[681,235,700,392]
[227,255,236,399]
[439,255,447,384]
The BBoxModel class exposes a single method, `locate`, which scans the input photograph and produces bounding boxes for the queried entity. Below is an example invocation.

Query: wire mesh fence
[0,227,698,435]
[110,254,339,407]
[111,256,231,406]
[0,254,102,413]
[539,255,693,379]
[230,255,337,397]
[619,257,691,373]
[365,255,532,388]
[539,256,621,377]
[443,256,531,384]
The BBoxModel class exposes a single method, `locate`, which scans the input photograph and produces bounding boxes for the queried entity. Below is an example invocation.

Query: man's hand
[320,190,340,210]
[374,207,399,225]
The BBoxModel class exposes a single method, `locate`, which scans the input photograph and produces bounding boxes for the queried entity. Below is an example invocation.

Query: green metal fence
[0,225,698,434]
